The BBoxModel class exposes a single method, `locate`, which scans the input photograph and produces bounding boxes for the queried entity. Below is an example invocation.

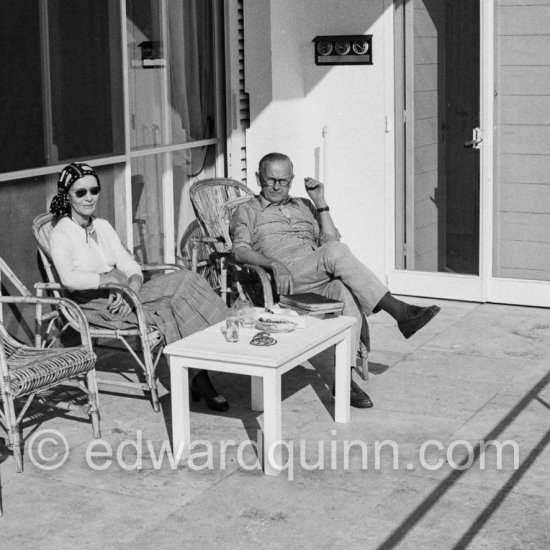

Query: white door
[390,0,484,303]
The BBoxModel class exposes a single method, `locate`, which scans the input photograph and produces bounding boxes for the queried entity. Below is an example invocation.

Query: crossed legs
[285,242,440,408]
[287,241,439,334]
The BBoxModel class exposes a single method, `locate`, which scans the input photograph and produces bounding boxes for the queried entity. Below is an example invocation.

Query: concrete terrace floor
[1,298,549,549]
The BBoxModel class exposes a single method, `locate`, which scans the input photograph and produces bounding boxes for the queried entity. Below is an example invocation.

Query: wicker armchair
[189,178,274,307]
[0,256,100,473]
[32,212,182,413]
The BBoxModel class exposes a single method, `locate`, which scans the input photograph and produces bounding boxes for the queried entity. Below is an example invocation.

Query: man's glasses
[261,177,293,188]
[73,186,101,198]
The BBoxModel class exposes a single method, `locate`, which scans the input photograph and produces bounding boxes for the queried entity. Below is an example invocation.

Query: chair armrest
[140,263,183,273]
[209,252,231,261]
[34,282,63,291]
[194,235,224,244]
[0,295,93,348]
[97,283,150,338]
[228,261,274,309]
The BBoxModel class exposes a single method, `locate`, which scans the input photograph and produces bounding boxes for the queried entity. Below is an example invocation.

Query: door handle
[464,127,483,149]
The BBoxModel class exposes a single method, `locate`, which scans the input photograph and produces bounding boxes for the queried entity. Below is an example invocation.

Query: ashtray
[255,317,297,333]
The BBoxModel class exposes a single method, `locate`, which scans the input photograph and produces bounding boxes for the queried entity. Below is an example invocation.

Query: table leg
[334,328,352,423]
[251,375,264,411]
[170,361,191,463]
[262,371,282,476]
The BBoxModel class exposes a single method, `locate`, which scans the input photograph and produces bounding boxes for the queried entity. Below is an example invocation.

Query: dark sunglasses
[73,186,101,198]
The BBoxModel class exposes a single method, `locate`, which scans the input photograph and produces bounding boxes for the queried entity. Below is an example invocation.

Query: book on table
[279,292,344,313]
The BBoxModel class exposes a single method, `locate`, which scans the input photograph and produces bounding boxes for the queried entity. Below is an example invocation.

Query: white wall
[243,0,392,281]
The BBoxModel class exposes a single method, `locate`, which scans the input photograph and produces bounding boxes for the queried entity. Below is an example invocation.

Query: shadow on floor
[377,371,550,550]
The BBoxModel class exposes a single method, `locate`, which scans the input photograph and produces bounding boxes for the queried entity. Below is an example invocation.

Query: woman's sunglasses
[73,186,101,198]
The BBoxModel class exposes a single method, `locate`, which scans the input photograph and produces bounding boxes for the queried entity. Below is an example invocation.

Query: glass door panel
[0,0,123,172]
[48,0,124,162]
[127,0,224,264]
[131,154,165,264]
[127,0,220,150]
[167,1,218,145]
[0,1,44,172]
[396,0,480,276]
[127,0,166,149]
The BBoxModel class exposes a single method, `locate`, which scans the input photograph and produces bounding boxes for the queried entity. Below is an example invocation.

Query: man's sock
[374,292,421,322]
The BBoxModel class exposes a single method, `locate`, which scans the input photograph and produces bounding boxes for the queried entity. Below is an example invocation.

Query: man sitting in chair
[230,152,440,409]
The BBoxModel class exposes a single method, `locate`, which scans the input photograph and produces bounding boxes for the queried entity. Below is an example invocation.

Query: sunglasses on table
[73,186,101,198]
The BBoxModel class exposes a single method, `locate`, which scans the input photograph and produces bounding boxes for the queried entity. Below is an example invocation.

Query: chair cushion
[3,346,96,398]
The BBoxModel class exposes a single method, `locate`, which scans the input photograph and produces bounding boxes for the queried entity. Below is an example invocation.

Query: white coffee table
[164,314,355,475]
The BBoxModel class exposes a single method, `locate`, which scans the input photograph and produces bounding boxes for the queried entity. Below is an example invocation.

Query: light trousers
[285,241,388,358]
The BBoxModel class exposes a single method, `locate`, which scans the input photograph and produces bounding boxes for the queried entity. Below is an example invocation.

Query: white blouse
[49,217,142,291]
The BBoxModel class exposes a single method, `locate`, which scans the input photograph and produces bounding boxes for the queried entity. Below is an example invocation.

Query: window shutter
[237,0,249,183]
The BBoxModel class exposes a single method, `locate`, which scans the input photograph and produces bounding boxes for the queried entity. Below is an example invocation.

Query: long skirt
[72,269,228,345]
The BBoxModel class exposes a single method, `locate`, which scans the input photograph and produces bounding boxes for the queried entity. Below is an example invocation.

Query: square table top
[163,314,356,369]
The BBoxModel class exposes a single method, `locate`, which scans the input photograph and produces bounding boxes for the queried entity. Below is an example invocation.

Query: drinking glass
[234,297,256,329]
[225,313,240,342]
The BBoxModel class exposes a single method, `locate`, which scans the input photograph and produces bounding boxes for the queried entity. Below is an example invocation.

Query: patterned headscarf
[49,162,101,225]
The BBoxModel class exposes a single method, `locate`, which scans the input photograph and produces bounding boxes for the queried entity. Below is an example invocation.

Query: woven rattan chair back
[33,213,83,331]
[190,178,255,255]
[33,212,59,283]
[179,219,220,289]
[0,255,100,472]
[188,179,274,307]
[218,196,256,248]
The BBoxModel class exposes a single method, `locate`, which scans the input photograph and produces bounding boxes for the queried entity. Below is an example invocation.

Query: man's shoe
[398,305,441,339]
[333,379,373,409]
[350,379,373,408]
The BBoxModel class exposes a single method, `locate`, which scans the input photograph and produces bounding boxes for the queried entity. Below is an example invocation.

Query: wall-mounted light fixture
[313,35,373,66]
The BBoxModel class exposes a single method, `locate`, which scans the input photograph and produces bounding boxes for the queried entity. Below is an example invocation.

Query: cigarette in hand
[305,177,320,189]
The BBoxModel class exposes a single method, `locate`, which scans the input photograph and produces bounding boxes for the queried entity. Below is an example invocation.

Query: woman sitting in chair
[49,162,230,411]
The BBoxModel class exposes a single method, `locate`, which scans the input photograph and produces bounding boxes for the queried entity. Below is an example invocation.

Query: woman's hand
[101,269,137,317]
[109,295,132,317]
[113,274,143,318]
[100,268,128,286]
[107,292,126,316]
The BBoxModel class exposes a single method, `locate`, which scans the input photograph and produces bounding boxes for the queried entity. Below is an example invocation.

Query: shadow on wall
[243,0,387,107]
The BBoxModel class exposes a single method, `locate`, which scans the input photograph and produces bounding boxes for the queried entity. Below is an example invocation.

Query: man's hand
[233,242,295,295]
[271,261,294,296]
[304,177,327,208]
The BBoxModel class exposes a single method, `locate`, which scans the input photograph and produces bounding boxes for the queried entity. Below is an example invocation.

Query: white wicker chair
[0,256,100,472]
[32,212,182,412]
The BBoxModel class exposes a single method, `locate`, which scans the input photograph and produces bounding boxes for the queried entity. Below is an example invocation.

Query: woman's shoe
[190,371,230,412]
